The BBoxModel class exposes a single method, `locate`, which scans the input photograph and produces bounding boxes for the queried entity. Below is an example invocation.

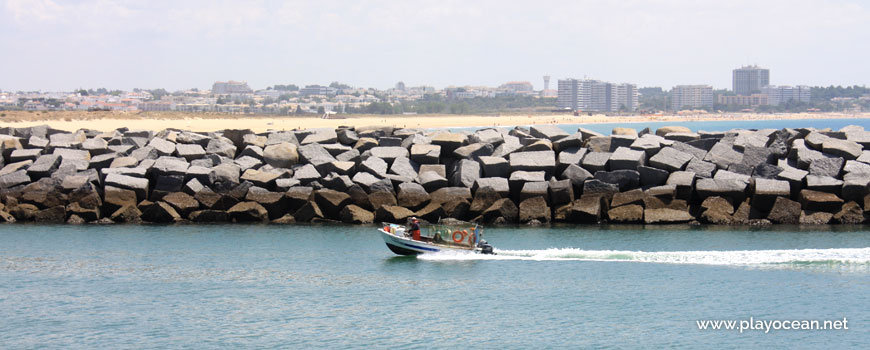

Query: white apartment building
[762,85,811,106]
[557,79,637,112]
[671,85,713,110]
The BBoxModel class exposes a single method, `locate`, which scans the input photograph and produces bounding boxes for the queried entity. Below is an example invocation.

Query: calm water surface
[1,224,868,349]
[447,117,870,135]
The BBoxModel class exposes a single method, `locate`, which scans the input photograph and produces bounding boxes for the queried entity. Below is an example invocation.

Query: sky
[1,0,869,92]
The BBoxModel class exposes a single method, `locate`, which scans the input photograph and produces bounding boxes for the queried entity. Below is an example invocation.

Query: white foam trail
[417,247,870,268]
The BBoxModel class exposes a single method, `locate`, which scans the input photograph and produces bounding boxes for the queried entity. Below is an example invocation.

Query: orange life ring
[452,230,466,243]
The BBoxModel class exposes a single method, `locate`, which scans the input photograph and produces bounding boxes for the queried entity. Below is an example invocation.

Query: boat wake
[417,247,870,269]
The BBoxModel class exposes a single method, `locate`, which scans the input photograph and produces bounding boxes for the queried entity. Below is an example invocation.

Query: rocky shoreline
[0,123,868,226]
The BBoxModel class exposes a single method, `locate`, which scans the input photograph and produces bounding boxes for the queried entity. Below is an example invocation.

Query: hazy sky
[2,0,869,92]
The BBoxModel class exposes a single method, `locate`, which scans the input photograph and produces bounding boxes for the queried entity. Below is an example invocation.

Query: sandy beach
[0,110,868,132]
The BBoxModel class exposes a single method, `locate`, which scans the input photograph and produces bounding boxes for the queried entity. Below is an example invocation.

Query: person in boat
[408,217,421,241]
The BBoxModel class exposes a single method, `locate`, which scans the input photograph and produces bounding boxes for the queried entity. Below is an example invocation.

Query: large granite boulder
[519,196,550,223]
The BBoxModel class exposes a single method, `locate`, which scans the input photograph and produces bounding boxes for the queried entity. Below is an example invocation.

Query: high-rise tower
[543,75,551,91]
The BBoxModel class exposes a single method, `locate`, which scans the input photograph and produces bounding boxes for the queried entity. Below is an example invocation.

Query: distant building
[732,65,770,95]
[212,81,253,95]
[499,81,534,93]
[762,85,811,105]
[717,94,769,107]
[557,78,637,112]
[671,85,713,110]
[300,85,337,96]
[395,81,406,91]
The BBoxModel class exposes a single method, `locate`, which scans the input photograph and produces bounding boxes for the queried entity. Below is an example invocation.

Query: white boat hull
[379,229,477,255]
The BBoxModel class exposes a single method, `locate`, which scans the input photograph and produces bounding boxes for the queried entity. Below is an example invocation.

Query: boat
[379,220,496,256]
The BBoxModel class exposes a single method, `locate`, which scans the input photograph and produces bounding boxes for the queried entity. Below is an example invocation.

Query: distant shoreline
[0,110,868,132]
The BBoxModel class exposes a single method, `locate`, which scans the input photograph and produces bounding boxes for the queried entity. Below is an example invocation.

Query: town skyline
[2,0,870,91]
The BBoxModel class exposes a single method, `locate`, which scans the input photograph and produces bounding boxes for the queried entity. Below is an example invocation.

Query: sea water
[1,224,868,349]
[446,117,870,134]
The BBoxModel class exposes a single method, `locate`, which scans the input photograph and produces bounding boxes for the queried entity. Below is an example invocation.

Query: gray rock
[370,146,410,164]
[695,178,748,203]
[377,137,402,147]
[27,135,49,149]
[147,137,176,156]
[808,157,844,177]
[9,148,43,162]
[520,181,549,202]
[608,135,636,152]
[0,170,30,189]
[842,172,870,203]
[649,147,693,172]
[609,147,646,171]
[389,157,419,179]
[147,155,188,176]
[266,132,299,146]
[753,163,783,179]
[101,167,147,178]
[473,177,510,197]
[638,165,669,187]
[301,129,338,145]
[210,163,241,185]
[104,173,149,200]
[206,138,237,158]
[409,144,440,164]
[431,132,467,154]
[548,179,574,205]
[577,127,604,140]
[593,170,640,191]
[175,143,206,161]
[805,175,843,195]
[752,178,791,212]
[297,143,336,166]
[419,164,446,178]
[451,159,481,188]
[530,125,569,141]
[292,164,321,185]
[130,146,158,162]
[561,163,593,190]
[582,179,619,197]
[109,156,138,168]
[234,156,263,172]
[27,154,62,178]
[453,143,494,160]
[470,128,504,145]
[666,171,696,199]
[0,160,32,176]
[478,156,510,178]
[417,171,449,192]
[685,159,716,178]
[360,156,389,177]
[509,151,556,175]
[263,142,299,169]
[492,135,524,158]
[336,128,359,145]
[239,145,264,160]
[88,152,117,169]
[585,136,611,153]
[557,147,587,174]
[630,134,664,157]
[397,182,431,210]
[704,141,743,169]
[581,152,611,174]
[714,169,751,184]
[822,138,862,160]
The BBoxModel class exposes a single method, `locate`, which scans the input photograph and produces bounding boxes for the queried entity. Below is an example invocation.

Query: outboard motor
[478,240,495,255]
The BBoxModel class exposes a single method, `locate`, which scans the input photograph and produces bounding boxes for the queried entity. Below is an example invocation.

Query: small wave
[417,247,870,269]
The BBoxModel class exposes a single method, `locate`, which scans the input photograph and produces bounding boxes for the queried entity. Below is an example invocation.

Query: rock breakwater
[0,124,868,225]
